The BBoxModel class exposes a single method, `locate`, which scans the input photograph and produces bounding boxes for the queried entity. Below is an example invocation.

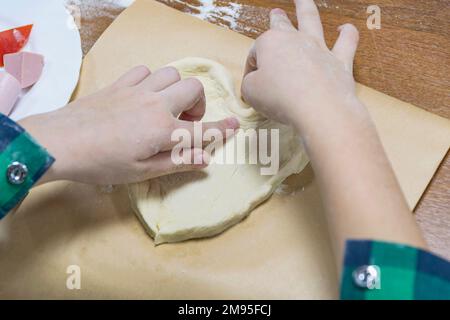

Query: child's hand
[242,0,426,264]
[241,0,360,132]
[20,65,239,185]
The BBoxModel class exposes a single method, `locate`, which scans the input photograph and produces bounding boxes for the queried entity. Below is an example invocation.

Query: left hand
[20,65,239,185]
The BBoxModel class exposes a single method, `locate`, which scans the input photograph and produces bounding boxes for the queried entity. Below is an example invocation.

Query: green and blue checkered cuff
[340,239,450,300]
[0,114,54,219]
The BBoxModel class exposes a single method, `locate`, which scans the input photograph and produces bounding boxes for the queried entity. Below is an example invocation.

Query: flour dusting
[173,0,242,30]
[63,0,266,54]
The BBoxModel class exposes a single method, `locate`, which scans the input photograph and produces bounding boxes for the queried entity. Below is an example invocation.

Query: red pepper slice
[0,24,33,67]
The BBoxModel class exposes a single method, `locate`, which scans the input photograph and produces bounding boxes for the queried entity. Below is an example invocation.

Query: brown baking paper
[0,0,449,299]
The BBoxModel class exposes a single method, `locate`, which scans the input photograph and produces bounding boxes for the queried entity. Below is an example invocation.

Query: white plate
[0,0,82,121]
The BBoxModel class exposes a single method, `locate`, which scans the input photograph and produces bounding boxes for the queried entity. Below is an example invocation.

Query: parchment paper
[0,0,449,299]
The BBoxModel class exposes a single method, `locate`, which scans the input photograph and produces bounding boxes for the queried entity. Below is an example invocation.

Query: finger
[178,95,205,122]
[270,8,296,31]
[295,0,325,42]
[112,65,151,87]
[160,78,205,119]
[138,66,181,92]
[141,148,209,178]
[243,42,258,78]
[332,24,359,72]
[173,117,240,149]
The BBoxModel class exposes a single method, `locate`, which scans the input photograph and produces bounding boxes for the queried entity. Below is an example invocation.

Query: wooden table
[74,0,449,259]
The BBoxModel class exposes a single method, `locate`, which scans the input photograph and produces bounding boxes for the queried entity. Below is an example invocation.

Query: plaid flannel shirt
[0,113,54,218]
[341,240,450,300]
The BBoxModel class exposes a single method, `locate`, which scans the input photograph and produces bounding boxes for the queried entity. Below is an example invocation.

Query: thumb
[141,148,209,179]
[332,24,359,73]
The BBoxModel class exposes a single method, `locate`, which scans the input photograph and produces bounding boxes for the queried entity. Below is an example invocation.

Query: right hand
[241,0,361,132]
[241,0,428,268]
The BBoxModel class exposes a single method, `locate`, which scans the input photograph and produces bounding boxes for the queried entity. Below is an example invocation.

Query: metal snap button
[6,161,28,185]
[353,265,379,289]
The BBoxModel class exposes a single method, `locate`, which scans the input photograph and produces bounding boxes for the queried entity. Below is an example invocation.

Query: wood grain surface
[73,0,449,259]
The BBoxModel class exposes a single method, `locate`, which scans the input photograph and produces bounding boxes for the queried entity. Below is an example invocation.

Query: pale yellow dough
[129,57,309,244]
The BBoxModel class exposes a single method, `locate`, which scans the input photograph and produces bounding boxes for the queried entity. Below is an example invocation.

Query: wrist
[18,109,75,184]
[291,96,369,138]
[296,100,382,174]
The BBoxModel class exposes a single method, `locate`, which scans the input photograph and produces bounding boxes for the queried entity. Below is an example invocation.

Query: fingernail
[271,8,287,16]
[226,117,240,129]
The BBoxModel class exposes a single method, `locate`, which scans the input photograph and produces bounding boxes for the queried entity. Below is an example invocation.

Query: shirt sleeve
[0,113,54,219]
[340,239,450,300]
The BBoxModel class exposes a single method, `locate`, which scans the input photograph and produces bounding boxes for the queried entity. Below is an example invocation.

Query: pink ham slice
[0,72,21,115]
[4,51,44,89]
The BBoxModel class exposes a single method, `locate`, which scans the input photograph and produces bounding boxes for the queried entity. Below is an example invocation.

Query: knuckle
[185,77,204,94]
[135,64,151,74]
[163,66,181,82]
